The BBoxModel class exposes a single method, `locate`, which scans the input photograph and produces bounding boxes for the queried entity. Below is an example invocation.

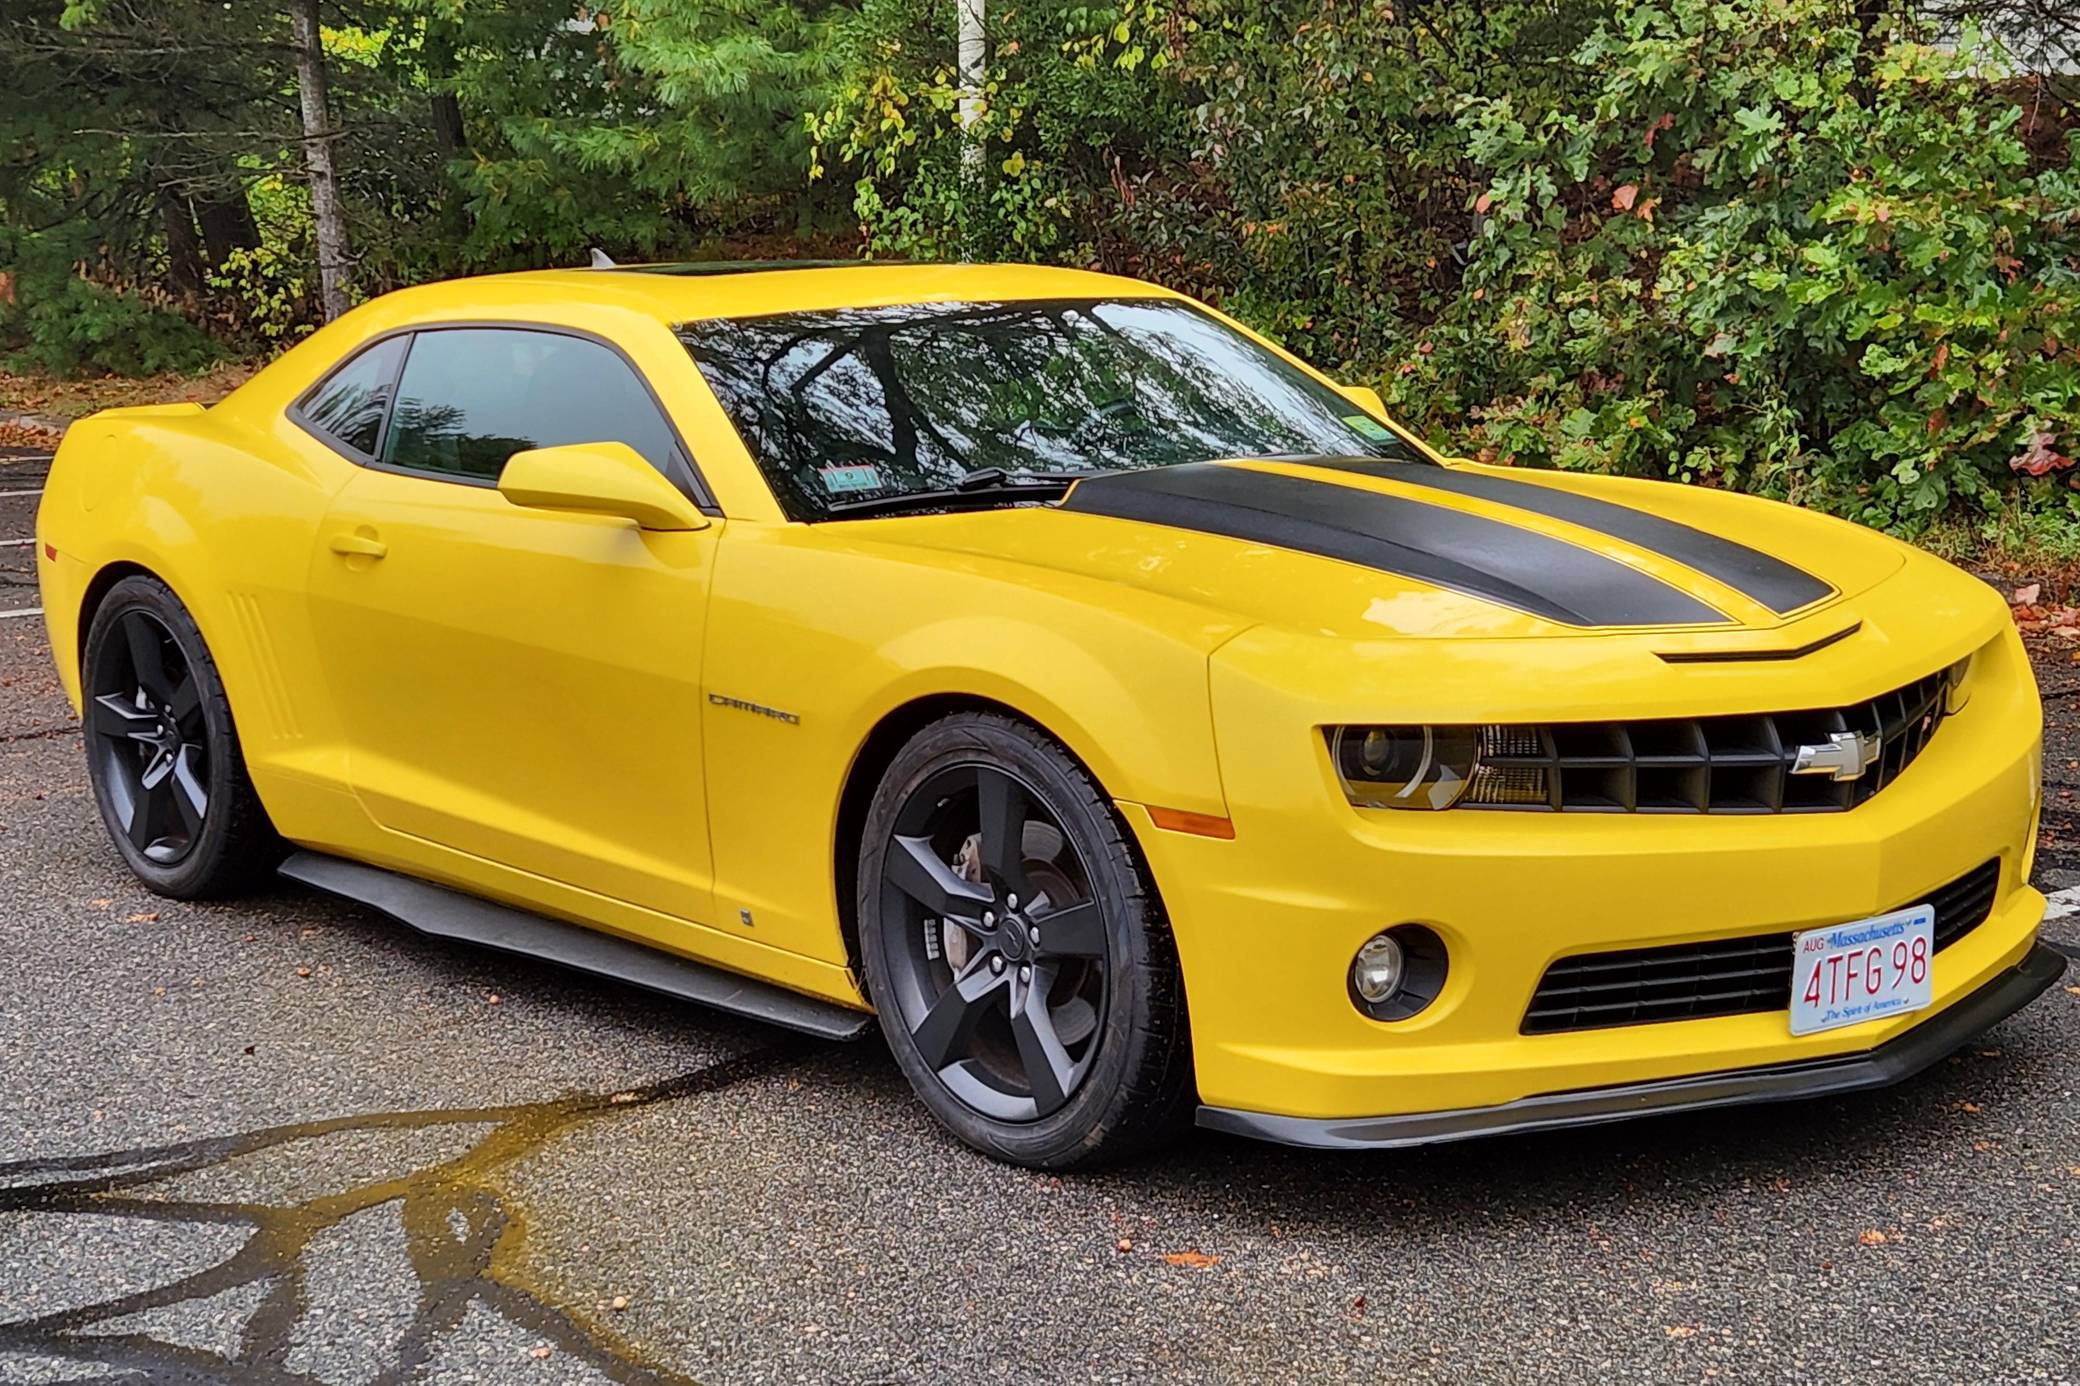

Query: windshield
[678,297,1423,521]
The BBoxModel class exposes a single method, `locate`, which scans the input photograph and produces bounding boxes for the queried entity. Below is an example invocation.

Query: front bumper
[1198,943,2067,1148]
[1129,600,2048,1124]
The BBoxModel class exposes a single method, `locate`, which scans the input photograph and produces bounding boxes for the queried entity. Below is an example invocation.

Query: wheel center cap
[998,919,1029,962]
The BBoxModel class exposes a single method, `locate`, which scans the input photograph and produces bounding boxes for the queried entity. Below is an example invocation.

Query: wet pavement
[1,448,2075,1384]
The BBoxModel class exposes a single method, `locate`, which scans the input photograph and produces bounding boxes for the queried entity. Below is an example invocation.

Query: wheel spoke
[1031,902,1105,959]
[120,611,173,702]
[90,692,156,743]
[166,674,202,736]
[1010,965,1076,1117]
[911,958,1006,1070]
[887,834,993,919]
[975,767,1031,897]
[170,744,207,834]
[126,774,169,851]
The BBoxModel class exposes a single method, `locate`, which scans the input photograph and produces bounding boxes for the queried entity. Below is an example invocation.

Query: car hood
[857,457,1909,643]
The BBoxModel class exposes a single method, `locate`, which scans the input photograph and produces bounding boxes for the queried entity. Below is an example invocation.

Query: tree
[289,0,352,320]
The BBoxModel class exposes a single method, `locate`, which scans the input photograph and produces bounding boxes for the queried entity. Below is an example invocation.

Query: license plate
[1788,904,1935,1036]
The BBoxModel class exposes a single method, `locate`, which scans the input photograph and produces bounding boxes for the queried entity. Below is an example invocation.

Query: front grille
[1521,858,2001,1034]
[1464,665,1957,814]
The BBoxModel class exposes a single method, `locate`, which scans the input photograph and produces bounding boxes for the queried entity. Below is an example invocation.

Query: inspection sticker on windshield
[1788,904,1934,1036]
[818,463,884,495]
[1343,414,1395,442]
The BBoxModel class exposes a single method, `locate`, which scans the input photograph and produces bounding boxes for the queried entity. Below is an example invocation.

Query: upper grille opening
[1464,663,1961,814]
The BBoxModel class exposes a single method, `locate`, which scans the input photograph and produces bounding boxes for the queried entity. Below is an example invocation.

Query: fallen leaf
[124,911,158,923]
[1474,192,1493,215]
[611,1294,629,1311]
[90,898,112,908]
[1956,1101,1982,1113]
[2063,985,2080,997]
[1665,1325,1699,1339]
[1349,1293,1367,1317]
[487,993,502,1005]
[1613,183,1639,211]
[1115,1237,1134,1253]
[1858,1229,1889,1246]
[529,1345,552,1360]
[2013,582,2042,607]
[2010,432,2073,478]
[608,1090,639,1104]
[295,967,312,978]
[1162,1250,1221,1268]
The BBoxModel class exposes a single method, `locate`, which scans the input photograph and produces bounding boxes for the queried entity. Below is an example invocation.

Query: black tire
[857,711,1194,1169]
[80,575,282,899]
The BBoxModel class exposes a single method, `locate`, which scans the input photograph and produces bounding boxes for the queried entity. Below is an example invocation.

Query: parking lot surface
[2,444,2076,1383]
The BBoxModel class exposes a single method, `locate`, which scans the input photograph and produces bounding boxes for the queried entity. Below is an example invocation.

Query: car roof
[428,261,1183,324]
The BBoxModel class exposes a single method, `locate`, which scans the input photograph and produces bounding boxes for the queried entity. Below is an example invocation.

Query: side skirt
[278,850,875,1042]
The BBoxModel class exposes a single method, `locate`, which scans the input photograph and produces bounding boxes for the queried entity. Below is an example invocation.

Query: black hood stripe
[1060,463,1731,628]
[1295,458,1833,615]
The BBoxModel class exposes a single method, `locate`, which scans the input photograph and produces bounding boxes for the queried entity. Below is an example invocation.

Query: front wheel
[81,575,281,898]
[858,712,1194,1169]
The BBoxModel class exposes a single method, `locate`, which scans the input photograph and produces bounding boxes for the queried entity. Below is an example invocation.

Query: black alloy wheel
[879,761,1109,1121]
[860,712,1194,1168]
[88,608,209,865]
[82,575,280,898]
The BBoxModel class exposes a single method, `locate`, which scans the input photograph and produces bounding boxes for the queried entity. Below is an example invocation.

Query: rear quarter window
[298,336,408,457]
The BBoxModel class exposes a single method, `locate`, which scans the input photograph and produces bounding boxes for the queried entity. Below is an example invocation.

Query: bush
[4,276,221,379]
[1387,0,2080,532]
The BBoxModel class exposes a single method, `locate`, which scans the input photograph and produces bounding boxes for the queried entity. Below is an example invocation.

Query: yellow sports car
[35,262,2063,1167]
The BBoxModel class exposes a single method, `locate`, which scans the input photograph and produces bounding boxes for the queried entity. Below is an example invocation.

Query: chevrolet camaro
[34,262,2064,1168]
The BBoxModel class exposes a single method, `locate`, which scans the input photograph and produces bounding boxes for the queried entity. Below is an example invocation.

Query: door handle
[328,531,388,560]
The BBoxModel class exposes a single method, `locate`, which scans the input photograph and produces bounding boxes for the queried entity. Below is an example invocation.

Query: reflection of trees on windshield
[681,298,1415,520]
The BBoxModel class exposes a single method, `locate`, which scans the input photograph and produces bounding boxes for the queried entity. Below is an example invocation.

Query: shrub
[4,275,221,379]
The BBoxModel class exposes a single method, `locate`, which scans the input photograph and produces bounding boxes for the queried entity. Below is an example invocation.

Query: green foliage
[1395,0,2080,531]
[5,277,220,378]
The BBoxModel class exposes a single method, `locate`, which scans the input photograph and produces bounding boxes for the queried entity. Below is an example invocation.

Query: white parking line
[0,489,43,499]
[2041,884,2080,924]
[0,538,32,547]
[0,608,43,620]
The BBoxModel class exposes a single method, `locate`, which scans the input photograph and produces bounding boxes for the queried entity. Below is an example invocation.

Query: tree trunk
[156,185,207,300]
[290,0,351,321]
[956,0,986,176]
[194,191,261,268]
[424,20,467,159]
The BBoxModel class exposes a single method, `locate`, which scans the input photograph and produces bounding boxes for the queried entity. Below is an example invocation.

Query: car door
[302,325,720,924]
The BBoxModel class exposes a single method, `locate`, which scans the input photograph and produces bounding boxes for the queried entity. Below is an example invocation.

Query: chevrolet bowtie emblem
[1789,729,1881,782]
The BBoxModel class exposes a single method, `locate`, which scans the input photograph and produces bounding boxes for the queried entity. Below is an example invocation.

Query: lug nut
[1019,965,1031,983]
[1028,925,1040,945]
[983,911,996,927]
[1007,894,1020,910]
[990,956,1005,975]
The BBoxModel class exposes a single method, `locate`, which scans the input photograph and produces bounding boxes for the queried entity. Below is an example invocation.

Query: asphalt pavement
[1,444,2075,1384]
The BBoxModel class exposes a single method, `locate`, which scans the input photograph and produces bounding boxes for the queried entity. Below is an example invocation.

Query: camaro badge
[708,692,801,725]
[1789,729,1881,782]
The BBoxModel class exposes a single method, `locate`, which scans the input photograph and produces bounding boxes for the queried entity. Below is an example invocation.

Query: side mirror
[1337,382,1388,418]
[498,442,710,532]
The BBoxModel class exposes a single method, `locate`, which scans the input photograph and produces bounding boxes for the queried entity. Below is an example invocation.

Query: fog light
[1347,924,1450,1022]
[1350,933,1406,1004]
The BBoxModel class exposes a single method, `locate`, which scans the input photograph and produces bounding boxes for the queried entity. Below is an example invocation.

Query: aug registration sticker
[1787,904,1935,1037]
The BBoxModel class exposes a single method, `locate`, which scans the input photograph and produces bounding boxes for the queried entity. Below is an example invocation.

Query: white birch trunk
[291,0,351,321]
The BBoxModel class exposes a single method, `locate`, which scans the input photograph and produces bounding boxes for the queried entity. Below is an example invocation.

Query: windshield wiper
[822,468,1105,518]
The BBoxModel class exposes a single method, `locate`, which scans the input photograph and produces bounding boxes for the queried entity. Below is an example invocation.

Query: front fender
[699,520,1245,965]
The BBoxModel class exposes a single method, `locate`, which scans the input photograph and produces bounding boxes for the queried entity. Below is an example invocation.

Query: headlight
[1329,725,1478,810]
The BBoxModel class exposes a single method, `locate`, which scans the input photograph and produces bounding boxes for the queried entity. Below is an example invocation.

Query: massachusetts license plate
[1789,904,1935,1037]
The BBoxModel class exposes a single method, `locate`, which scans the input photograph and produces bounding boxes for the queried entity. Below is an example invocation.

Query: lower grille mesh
[1521,859,2002,1034]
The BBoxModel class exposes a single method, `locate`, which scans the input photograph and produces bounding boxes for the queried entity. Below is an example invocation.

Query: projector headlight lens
[1329,725,1479,810]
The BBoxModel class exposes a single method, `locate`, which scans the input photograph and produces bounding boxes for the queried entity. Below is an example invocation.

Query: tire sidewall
[82,576,248,897]
[858,714,1171,1167]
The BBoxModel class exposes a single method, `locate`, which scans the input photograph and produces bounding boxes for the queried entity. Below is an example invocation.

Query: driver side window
[381,328,683,483]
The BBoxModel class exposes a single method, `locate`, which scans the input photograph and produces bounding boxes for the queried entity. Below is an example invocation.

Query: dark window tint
[301,336,406,456]
[381,328,680,482]
[679,297,1421,521]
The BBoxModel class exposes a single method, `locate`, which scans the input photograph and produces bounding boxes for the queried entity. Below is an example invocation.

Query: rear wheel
[81,575,281,898]
[858,712,1193,1168]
